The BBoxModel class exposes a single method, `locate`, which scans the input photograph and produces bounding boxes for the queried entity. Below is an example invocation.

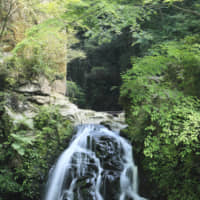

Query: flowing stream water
[44,124,146,200]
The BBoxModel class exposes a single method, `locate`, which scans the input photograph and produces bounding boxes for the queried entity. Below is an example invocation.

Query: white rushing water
[44,124,146,200]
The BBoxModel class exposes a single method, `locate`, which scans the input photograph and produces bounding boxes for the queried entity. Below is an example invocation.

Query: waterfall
[44,124,146,200]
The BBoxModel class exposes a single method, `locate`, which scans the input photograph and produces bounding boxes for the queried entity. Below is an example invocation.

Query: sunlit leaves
[0,104,73,199]
[10,133,34,156]
[143,0,183,3]
[120,35,200,199]
[61,0,144,44]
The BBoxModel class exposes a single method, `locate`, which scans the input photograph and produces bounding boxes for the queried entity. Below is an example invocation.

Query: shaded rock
[3,44,14,52]
[17,77,51,96]
[29,95,50,105]
[52,79,66,95]
[101,170,121,200]
[17,83,46,95]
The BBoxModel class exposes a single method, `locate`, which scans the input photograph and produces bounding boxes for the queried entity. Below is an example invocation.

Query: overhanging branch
[172,4,200,17]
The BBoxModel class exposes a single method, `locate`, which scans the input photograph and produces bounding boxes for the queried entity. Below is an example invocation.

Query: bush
[66,80,86,107]
[11,19,67,81]
[0,58,15,90]
[120,38,200,200]
[0,104,73,200]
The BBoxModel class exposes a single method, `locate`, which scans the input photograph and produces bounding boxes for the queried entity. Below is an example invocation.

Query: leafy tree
[0,0,17,42]
[67,0,200,111]
[120,36,200,199]
[11,19,67,80]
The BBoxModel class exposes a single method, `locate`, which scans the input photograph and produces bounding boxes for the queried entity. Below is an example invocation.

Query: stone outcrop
[17,76,66,96]
[51,79,66,95]
[0,0,67,96]
[6,80,127,132]
[17,77,52,95]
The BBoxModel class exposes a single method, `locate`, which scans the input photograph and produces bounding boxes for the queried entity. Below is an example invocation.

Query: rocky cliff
[5,76,126,132]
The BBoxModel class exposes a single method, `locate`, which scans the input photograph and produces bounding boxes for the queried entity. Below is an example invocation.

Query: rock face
[17,76,65,95]
[52,79,66,95]
[6,79,126,132]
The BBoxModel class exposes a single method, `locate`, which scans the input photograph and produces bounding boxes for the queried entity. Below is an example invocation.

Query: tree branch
[0,0,15,42]
[172,4,200,17]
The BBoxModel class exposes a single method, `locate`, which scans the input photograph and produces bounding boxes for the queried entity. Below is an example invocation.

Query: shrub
[0,104,73,200]
[11,19,67,81]
[120,38,200,200]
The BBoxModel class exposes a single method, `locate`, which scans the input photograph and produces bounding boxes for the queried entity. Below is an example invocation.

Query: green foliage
[62,0,145,44]
[67,28,134,110]
[0,169,20,189]
[10,19,67,80]
[142,98,200,200]
[0,53,16,90]
[0,104,73,200]
[120,36,200,199]
[67,0,200,111]
[0,63,10,90]
[1,0,200,199]
[66,81,86,107]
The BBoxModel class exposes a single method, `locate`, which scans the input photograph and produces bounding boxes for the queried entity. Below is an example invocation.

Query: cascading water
[44,124,146,200]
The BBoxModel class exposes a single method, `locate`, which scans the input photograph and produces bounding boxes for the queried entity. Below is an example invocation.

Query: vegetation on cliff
[120,38,200,199]
[119,1,200,199]
[0,97,73,200]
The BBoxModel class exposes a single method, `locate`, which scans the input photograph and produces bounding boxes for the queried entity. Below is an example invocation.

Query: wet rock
[101,170,121,200]
[94,136,123,171]
[61,130,125,200]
